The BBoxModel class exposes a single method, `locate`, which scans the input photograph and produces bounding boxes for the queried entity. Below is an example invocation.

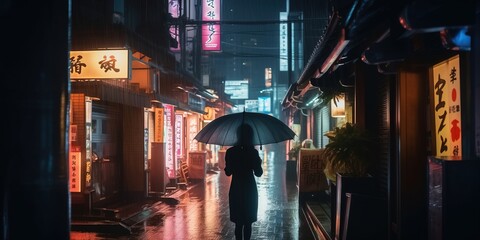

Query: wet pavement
[71,143,315,239]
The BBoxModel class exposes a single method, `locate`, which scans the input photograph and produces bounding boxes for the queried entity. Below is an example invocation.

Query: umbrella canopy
[194,111,296,146]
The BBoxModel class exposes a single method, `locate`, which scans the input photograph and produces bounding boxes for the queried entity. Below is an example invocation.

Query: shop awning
[282,0,477,110]
[72,81,151,108]
[281,0,403,110]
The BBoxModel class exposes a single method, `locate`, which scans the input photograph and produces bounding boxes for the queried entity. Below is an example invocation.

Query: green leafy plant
[322,122,374,181]
[315,78,347,108]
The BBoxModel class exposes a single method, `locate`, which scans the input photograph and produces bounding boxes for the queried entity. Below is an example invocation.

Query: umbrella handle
[242,110,245,124]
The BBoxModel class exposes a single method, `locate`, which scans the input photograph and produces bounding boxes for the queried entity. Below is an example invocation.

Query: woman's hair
[237,123,254,146]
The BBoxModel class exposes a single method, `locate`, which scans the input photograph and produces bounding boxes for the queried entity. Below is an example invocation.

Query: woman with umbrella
[224,123,263,240]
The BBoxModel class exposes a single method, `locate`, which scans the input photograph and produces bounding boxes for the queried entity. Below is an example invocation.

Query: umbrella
[194,111,296,147]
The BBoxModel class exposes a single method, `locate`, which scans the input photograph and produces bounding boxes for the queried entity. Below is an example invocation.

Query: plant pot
[333,172,376,240]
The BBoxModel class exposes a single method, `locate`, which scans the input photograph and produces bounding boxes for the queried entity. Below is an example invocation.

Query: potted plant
[321,122,377,239]
[322,122,374,182]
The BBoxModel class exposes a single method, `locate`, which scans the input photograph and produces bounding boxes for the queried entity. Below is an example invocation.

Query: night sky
[210,0,286,105]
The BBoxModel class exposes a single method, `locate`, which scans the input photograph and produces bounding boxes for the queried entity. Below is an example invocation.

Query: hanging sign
[70,49,131,79]
[432,55,462,157]
[154,107,164,142]
[203,107,215,121]
[69,146,82,192]
[202,0,221,51]
[164,104,176,178]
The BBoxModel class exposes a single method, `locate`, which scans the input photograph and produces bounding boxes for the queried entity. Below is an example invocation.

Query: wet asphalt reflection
[71,143,313,240]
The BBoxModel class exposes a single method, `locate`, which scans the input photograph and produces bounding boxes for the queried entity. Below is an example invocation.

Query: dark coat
[224,145,263,224]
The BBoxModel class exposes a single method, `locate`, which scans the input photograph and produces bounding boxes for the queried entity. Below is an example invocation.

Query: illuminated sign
[265,68,272,88]
[258,96,271,113]
[70,49,131,79]
[164,104,176,178]
[69,146,82,192]
[225,80,248,99]
[432,55,462,157]
[331,94,346,118]
[203,107,216,121]
[188,115,199,151]
[202,0,221,51]
[175,114,184,158]
[279,12,288,71]
[245,99,258,112]
[154,107,164,142]
[169,0,181,51]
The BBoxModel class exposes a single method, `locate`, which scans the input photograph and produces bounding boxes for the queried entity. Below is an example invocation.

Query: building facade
[282,1,480,239]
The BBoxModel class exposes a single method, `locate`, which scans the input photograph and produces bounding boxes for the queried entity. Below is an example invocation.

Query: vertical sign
[202,0,221,51]
[291,21,295,71]
[144,110,150,171]
[175,114,184,158]
[258,96,271,113]
[154,107,164,142]
[265,67,272,88]
[188,115,199,151]
[164,104,176,178]
[69,146,82,192]
[432,55,462,157]
[279,12,288,71]
[85,98,93,188]
[169,0,181,51]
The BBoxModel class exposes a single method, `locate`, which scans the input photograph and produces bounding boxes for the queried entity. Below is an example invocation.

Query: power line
[170,17,328,26]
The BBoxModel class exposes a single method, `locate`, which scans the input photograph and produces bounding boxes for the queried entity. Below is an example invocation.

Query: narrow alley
[71,143,315,240]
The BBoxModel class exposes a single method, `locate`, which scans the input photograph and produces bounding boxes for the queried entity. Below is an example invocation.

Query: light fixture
[331,93,345,117]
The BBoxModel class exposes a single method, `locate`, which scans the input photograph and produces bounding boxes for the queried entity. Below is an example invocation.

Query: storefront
[69,49,155,214]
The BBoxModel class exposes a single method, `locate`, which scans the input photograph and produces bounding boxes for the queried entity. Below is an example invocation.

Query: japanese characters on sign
[175,114,184,158]
[188,115,199,151]
[69,146,82,193]
[154,108,164,143]
[202,0,221,51]
[279,12,288,71]
[70,49,131,79]
[169,0,181,51]
[164,104,176,179]
[297,149,329,192]
[432,55,462,157]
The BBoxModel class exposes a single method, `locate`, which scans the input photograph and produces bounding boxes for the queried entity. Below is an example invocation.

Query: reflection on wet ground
[71,144,314,239]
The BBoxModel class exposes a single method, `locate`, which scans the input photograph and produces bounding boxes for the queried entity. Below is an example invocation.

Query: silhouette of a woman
[225,124,263,240]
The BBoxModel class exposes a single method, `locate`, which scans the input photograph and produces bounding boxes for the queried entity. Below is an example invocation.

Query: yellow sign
[432,55,462,157]
[70,49,131,79]
[203,107,215,121]
[154,107,164,142]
